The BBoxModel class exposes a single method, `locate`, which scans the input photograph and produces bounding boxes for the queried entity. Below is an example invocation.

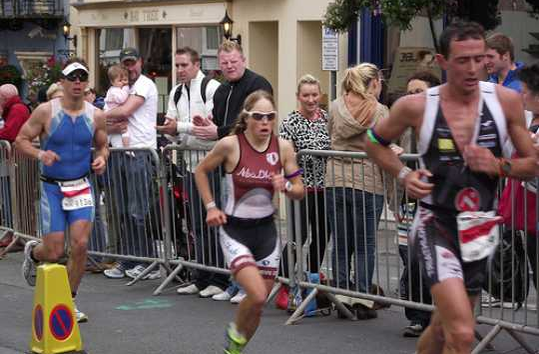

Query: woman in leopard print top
[279,74,330,284]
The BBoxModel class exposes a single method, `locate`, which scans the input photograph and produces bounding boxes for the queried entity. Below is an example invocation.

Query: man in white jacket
[157,47,229,298]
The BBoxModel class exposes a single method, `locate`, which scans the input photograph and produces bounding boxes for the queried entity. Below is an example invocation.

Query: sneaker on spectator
[481,292,502,307]
[177,284,200,295]
[125,265,161,280]
[103,264,125,279]
[74,305,88,323]
[402,322,424,337]
[213,284,237,301]
[199,285,223,298]
[22,240,38,286]
[230,290,247,304]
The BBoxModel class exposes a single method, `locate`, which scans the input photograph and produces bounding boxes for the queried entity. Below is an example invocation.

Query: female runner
[195,90,304,353]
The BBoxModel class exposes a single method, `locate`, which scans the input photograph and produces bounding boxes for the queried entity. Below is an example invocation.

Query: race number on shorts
[59,178,94,211]
[457,211,501,262]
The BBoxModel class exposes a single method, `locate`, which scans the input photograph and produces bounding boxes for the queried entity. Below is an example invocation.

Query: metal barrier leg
[472,325,501,354]
[0,228,13,242]
[505,328,536,354]
[0,233,21,258]
[86,255,100,267]
[325,292,355,320]
[266,282,282,305]
[126,260,160,286]
[285,288,319,325]
[153,261,188,296]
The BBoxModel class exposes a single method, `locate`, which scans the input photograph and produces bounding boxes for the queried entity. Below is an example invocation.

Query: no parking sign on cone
[30,263,86,354]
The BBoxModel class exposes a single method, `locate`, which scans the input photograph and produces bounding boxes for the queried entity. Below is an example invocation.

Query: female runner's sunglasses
[245,111,277,121]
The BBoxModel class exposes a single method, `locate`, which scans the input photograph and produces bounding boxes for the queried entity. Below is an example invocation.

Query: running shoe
[213,284,238,301]
[402,322,425,337]
[104,264,125,279]
[199,285,223,298]
[177,284,200,295]
[125,265,161,280]
[74,305,88,323]
[22,240,38,287]
[230,290,247,304]
[224,323,247,354]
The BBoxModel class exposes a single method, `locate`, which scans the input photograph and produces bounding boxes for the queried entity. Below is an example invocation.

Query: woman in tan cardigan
[326,63,387,319]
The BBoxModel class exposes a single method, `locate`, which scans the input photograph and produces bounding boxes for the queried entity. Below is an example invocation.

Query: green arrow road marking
[115,299,173,311]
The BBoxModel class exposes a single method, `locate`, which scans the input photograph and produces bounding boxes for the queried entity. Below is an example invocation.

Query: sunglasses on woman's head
[246,111,277,121]
[65,71,89,82]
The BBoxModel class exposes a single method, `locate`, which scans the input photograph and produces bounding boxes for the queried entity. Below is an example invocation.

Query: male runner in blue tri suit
[16,58,109,323]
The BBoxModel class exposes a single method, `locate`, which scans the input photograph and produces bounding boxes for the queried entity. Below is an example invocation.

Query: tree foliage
[525,0,539,18]
[324,0,500,33]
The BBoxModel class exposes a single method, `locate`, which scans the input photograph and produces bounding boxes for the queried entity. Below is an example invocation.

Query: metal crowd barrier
[0,140,12,230]
[86,148,168,285]
[1,146,169,285]
[153,145,293,296]
[0,140,15,257]
[287,149,539,354]
[2,143,539,352]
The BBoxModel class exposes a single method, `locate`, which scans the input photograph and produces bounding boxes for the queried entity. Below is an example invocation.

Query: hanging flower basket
[25,55,65,94]
[0,65,23,90]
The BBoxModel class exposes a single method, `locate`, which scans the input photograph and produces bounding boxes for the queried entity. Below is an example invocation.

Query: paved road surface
[1,251,538,354]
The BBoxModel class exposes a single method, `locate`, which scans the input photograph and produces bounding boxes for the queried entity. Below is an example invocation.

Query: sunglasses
[407,88,424,95]
[65,71,89,82]
[245,110,277,121]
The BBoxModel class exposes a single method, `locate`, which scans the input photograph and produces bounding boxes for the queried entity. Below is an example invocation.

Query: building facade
[70,0,349,116]
[0,0,70,99]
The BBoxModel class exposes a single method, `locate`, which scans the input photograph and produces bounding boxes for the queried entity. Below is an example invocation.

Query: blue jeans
[327,187,383,293]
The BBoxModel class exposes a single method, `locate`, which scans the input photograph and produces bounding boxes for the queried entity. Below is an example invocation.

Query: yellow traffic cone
[30,263,85,354]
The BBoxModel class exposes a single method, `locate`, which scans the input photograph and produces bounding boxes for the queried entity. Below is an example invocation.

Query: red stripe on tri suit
[459,219,501,243]
[230,255,257,273]
[62,187,91,198]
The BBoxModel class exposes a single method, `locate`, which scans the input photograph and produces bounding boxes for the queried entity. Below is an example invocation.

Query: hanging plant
[0,65,23,90]
[25,55,65,94]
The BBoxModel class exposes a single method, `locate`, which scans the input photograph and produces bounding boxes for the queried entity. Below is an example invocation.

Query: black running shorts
[410,206,487,295]
[219,215,280,279]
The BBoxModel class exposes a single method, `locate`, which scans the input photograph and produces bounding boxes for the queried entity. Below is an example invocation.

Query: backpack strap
[173,76,210,107]
[173,84,184,107]
[200,76,210,104]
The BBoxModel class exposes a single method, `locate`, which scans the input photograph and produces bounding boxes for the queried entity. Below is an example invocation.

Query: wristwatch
[499,158,511,177]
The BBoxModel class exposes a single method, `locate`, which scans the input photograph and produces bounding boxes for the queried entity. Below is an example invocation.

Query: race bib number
[457,211,501,262]
[59,178,94,211]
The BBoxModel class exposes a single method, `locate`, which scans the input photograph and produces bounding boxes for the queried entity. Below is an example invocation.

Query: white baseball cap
[62,62,89,76]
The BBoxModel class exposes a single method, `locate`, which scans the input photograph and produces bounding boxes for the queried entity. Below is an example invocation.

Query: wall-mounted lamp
[62,20,77,49]
[220,10,241,45]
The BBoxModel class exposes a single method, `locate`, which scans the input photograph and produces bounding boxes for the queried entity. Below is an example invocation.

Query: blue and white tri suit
[39,98,96,235]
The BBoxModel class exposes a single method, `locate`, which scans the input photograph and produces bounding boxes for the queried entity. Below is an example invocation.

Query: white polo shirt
[128,74,158,149]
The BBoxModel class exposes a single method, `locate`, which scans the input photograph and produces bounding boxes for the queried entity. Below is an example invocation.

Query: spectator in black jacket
[192,40,273,140]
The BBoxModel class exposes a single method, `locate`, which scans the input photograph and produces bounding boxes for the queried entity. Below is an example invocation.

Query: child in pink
[104,64,130,147]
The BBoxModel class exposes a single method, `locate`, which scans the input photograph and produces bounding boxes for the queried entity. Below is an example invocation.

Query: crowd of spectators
[2,29,539,339]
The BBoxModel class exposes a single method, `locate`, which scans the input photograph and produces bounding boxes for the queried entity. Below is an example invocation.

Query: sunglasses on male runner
[244,110,277,121]
[64,71,89,82]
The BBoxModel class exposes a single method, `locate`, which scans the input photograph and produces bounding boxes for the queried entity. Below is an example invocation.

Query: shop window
[176,26,223,74]
[139,27,172,115]
[105,28,123,51]
[96,28,136,95]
